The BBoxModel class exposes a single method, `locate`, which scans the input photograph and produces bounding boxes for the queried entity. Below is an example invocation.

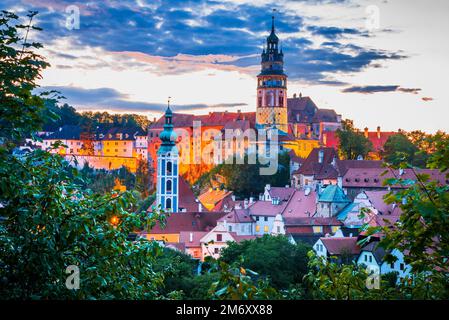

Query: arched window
[167,161,172,174]
[166,179,172,192]
[166,198,172,210]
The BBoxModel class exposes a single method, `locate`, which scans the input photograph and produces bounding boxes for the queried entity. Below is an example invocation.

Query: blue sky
[4,0,449,132]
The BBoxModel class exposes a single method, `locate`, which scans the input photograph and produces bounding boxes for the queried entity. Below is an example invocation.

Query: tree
[136,158,152,198]
[0,11,55,146]
[195,151,291,199]
[219,235,310,290]
[336,120,373,160]
[0,11,169,299]
[382,133,427,167]
[209,260,281,300]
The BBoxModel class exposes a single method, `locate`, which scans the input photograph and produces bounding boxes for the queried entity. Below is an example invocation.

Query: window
[228,226,232,232]
[313,226,323,234]
[277,226,281,233]
[264,217,268,222]
[165,198,172,210]
[216,234,222,242]
[255,225,260,232]
[400,263,405,271]
[214,248,219,254]
[166,180,172,192]
[369,255,373,263]
[255,217,259,221]
[167,161,172,174]
[390,263,395,269]
[123,149,127,152]
[365,255,368,262]
[264,226,269,233]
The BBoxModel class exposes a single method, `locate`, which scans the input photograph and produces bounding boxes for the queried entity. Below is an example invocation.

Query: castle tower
[156,103,179,212]
[256,15,288,134]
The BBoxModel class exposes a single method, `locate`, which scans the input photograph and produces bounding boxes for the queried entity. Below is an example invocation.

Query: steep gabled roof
[297,147,339,179]
[179,177,200,212]
[321,237,360,255]
[312,109,339,123]
[287,96,318,123]
[179,231,208,247]
[218,209,254,223]
[318,185,351,203]
[360,241,387,264]
[47,125,82,140]
[146,211,227,234]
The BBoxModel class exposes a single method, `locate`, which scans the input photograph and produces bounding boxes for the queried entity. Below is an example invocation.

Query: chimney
[153,117,156,122]
[364,127,369,138]
[198,203,202,212]
[377,126,381,139]
[249,197,254,204]
[323,133,327,146]
[189,232,193,243]
[265,184,271,192]
[293,93,297,98]
[299,92,302,98]
[231,194,236,201]
[318,150,324,164]
[244,199,249,209]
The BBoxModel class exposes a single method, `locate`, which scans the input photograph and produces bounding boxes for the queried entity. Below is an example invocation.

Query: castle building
[156,106,179,212]
[256,16,288,134]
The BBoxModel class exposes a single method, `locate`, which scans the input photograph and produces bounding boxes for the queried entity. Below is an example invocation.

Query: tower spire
[271,8,276,33]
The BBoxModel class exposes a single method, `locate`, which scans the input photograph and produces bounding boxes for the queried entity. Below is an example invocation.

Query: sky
[4,0,449,133]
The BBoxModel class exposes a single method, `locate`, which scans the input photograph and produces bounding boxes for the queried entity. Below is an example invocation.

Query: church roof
[318,185,351,203]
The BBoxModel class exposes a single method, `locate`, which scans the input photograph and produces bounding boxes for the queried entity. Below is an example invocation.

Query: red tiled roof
[321,130,397,152]
[287,96,318,123]
[364,190,402,215]
[297,147,339,179]
[343,168,448,188]
[335,159,384,176]
[146,211,226,234]
[312,109,338,123]
[218,209,254,223]
[321,237,361,255]
[284,216,343,226]
[149,112,256,129]
[179,177,200,212]
[247,200,288,217]
[179,231,208,247]
[282,189,317,218]
[268,187,295,201]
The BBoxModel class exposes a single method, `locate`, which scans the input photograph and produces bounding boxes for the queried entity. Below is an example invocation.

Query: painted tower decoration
[156,101,179,213]
[256,15,288,134]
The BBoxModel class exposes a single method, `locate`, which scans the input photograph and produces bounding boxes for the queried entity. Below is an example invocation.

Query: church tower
[256,15,288,134]
[156,103,179,213]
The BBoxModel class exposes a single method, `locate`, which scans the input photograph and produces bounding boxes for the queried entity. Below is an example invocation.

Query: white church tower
[156,102,179,213]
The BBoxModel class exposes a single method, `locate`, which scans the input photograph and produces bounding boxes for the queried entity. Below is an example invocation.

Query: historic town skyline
[4,0,449,133]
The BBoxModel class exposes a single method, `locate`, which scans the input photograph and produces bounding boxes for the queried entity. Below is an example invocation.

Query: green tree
[382,133,427,167]
[220,235,310,290]
[336,120,373,160]
[0,11,169,299]
[209,260,281,300]
[0,11,55,146]
[195,151,290,199]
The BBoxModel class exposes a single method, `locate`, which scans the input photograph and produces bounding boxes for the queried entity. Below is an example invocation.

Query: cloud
[307,25,368,40]
[4,0,407,83]
[342,85,421,94]
[39,86,247,113]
